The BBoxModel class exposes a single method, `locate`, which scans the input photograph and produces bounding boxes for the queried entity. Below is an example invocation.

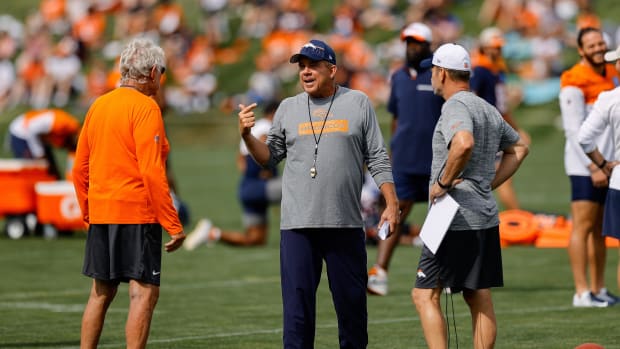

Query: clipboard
[419,194,459,254]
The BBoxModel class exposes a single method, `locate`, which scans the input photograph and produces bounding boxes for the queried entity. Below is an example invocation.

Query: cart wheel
[5,216,27,240]
[25,213,38,235]
[42,224,58,240]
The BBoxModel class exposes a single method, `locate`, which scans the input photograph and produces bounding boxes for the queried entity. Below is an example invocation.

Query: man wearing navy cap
[238,39,399,348]
[412,43,528,348]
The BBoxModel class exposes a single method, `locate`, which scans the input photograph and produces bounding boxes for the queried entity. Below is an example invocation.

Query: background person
[367,22,443,297]
[184,100,282,248]
[559,26,619,307]
[412,43,528,349]
[8,108,80,178]
[238,39,399,349]
[470,26,530,210]
[73,37,186,349]
[578,44,620,305]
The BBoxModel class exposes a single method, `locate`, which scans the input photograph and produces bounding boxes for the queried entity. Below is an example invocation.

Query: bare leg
[588,207,606,293]
[463,289,497,349]
[412,287,447,349]
[220,224,268,246]
[81,279,118,349]
[496,178,519,210]
[126,280,159,349]
[568,201,599,295]
[375,200,413,269]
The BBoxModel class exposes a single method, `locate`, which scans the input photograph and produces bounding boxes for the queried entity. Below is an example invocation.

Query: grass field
[1,237,620,348]
[2,0,620,348]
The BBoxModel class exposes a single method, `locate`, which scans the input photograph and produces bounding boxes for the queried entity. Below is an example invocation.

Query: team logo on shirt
[417,84,433,91]
[450,121,463,131]
[154,134,160,143]
[299,120,349,135]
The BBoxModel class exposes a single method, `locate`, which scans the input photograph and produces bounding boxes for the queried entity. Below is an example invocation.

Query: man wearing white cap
[578,44,620,302]
[412,43,528,349]
[367,22,444,297]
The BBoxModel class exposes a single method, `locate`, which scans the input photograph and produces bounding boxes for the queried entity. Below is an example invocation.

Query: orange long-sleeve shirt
[72,87,182,236]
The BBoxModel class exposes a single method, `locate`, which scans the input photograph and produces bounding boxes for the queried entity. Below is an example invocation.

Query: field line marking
[53,304,577,348]
[0,276,282,300]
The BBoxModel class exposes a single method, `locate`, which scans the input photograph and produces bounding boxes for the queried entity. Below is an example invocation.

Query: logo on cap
[290,39,337,65]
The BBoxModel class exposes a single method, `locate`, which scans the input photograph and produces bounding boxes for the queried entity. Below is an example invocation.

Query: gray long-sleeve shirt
[266,86,393,229]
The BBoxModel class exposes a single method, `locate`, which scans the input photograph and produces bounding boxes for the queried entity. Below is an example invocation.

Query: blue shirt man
[367,22,444,297]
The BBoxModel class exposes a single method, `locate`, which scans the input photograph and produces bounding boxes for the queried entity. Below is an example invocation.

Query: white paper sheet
[378,221,389,240]
[419,194,460,254]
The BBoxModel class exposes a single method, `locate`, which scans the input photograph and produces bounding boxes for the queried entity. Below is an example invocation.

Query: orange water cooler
[0,159,56,238]
[34,180,87,238]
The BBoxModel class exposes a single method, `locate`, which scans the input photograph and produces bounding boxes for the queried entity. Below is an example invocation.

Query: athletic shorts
[9,134,32,158]
[393,172,430,202]
[603,188,620,240]
[569,175,607,204]
[82,224,163,286]
[415,226,503,292]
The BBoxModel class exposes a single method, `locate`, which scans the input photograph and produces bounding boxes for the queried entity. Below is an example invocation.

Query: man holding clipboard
[412,43,529,349]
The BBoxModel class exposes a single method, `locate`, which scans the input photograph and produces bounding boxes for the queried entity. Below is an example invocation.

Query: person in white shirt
[578,45,620,300]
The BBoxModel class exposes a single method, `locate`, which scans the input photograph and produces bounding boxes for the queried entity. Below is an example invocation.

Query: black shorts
[82,224,163,286]
[415,226,503,293]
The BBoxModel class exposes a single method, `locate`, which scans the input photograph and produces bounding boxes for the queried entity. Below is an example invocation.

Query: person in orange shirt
[559,27,620,307]
[72,5,106,59]
[8,108,79,178]
[72,37,185,349]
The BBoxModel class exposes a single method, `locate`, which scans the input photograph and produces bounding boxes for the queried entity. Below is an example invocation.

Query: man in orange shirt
[559,27,620,307]
[73,37,186,349]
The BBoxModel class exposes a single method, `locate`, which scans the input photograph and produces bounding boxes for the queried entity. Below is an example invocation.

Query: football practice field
[1,235,619,348]
[1,102,620,348]
[3,0,620,344]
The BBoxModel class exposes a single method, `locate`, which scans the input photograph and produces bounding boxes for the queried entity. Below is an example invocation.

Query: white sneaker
[183,218,212,251]
[367,265,388,296]
[572,291,609,308]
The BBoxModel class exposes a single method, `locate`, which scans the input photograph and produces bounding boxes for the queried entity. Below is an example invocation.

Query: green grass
[1,239,619,348]
[2,1,620,348]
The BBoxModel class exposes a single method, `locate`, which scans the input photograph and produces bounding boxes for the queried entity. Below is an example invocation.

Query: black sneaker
[596,288,620,306]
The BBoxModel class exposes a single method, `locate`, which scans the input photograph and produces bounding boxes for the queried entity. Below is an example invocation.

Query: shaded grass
[2,1,620,348]
[1,240,619,348]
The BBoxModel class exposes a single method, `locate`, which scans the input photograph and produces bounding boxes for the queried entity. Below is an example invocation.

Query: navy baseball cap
[290,39,337,65]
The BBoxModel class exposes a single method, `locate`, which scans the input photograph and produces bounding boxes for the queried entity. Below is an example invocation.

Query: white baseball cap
[479,27,504,48]
[400,22,432,43]
[420,43,471,72]
[604,46,620,62]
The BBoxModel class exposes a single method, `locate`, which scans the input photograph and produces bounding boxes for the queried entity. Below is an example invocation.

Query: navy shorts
[569,175,607,204]
[82,224,163,286]
[603,188,620,239]
[239,178,269,226]
[10,134,33,158]
[415,226,503,293]
[393,172,430,202]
